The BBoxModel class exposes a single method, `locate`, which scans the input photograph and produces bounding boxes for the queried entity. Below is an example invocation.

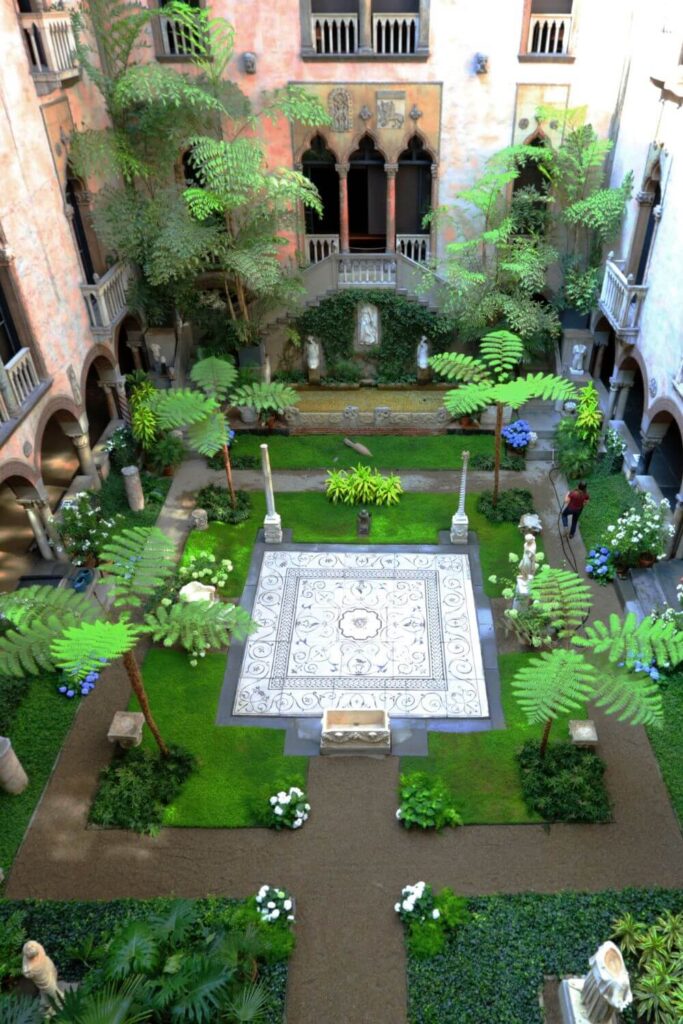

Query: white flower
[283,899,292,911]
[273,806,283,816]
[432,909,440,920]
[292,819,302,828]
[277,791,288,802]
[267,901,276,908]
[304,803,311,811]
[271,909,280,919]
[287,914,295,921]
[394,903,401,913]
[396,808,402,819]
[269,796,277,805]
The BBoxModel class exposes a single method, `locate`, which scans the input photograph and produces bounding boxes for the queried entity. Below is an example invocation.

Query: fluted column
[450,450,470,544]
[114,375,131,425]
[358,0,373,54]
[385,163,398,254]
[606,378,620,422]
[336,163,350,254]
[261,443,282,543]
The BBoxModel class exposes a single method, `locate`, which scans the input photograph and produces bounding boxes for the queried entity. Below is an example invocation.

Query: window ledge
[518,53,575,63]
[301,50,429,62]
[0,378,52,449]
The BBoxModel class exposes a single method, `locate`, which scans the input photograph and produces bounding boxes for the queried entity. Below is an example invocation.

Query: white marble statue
[306,336,320,370]
[417,337,429,369]
[583,942,633,1015]
[358,304,379,347]
[569,343,587,375]
[518,533,537,581]
[149,342,162,364]
[22,941,62,1007]
[262,354,272,384]
[179,580,217,603]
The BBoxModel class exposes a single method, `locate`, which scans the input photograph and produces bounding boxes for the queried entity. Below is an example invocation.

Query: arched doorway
[302,135,340,261]
[85,357,118,446]
[648,414,683,508]
[396,135,432,260]
[39,410,82,510]
[348,135,386,252]
[0,475,41,591]
[116,315,146,377]
[621,361,645,450]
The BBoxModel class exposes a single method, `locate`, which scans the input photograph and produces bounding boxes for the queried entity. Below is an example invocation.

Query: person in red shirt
[561,481,590,539]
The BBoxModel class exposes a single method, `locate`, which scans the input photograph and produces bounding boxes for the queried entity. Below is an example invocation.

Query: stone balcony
[598,253,649,344]
[19,7,79,95]
[81,262,134,339]
[0,347,51,445]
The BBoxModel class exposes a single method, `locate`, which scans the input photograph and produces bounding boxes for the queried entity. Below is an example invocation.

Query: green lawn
[0,685,78,880]
[648,678,683,831]
[401,652,583,824]
[130,649,306,827]
[182,492,524,599]
[233,433,494,470]
[577,470,644,553]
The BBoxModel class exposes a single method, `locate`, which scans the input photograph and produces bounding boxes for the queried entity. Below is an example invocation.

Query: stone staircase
[519,398,561,462]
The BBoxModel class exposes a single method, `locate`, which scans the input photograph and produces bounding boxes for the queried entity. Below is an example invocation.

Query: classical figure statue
[22,941,62,1007]
[569,343,587,375]
[417,337,429,369]
[358,304,379,346]
[518,533,537,581]
[306,336,320,370]
[582,942,633,1015]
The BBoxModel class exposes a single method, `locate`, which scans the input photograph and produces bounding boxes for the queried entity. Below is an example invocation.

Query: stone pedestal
[264,513,283,544]
[560,979,609,1024]
[569,720,599,748]
[107,711,145,749]
[308,367,321,385]
[191,508,209,531]
[417,367,432,385]
[179,580,217,603]
[450,512,469,544]
[121,465,145,512]
[0,736,29,794]
[321,709,391,755]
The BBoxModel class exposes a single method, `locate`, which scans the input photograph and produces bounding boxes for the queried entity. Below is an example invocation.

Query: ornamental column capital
[335,162,350,178]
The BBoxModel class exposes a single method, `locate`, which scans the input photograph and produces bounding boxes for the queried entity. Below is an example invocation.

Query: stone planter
[0,736,29,794]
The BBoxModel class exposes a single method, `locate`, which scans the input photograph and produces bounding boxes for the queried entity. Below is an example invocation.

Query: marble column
[450,450,470,544]
[38,501,68,561]
[614,382,632,421]
[430,163,439,257]
[121,465,145,512]
[72,433,100,484]
[114,375,131,425]
[385,163,398,253]
[605,378,620,422]
[100,382,118,420]
[358,0,373,53]
[260,443,282,543]
[20,501,54,561]
[336,163,350,254]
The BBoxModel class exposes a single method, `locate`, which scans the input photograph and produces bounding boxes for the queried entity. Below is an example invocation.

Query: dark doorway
[85,363,112,446]
[0,278,21,365]
[396,136,431,234]
[650,420,683,508]
[66,176,96,284]
[302,135,340,235]
[348,136,386,252]
[635,183,661,285]
[593,328,616,389]
[623,367,644,450]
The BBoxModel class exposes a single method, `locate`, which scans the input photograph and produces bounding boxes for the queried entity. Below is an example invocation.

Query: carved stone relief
[328,88,352,132]
[376,91,405,129]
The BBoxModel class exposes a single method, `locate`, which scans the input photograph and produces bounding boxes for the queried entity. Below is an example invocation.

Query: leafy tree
[430,330,576,503]
[0,528,255,757]
[70,0,327,342]
[511,566,674,755]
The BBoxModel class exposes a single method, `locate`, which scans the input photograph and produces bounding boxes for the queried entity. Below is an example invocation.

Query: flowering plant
[268,786,310,830]
[59,492,124,565]
[57,670,100,699]
[104,426,138,470]
[604,427,627,472]
[394,882,440,925]
[604,493,674,566]
[585,546,617,584]
[254,885,295,924]
[502,419,533,450]
[177,552,233,592]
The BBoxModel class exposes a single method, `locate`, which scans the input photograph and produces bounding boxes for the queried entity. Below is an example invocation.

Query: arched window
[396,136,432,235]
[302,135,340,236]
[348,135,386,252]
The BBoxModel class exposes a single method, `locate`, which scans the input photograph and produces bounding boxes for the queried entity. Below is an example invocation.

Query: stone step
[526,440,555,462]
[630,568,669,616]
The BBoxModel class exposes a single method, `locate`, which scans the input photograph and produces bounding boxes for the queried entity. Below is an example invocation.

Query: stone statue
[179,580,218,603]
[582,942,633,1017]
[306,336,320,370]
[262,354,272,384]
[358,304,379,347]
[417,337,429,369]
[569,343,587,375]
[22,941,62,1007]
[518,533,537,581]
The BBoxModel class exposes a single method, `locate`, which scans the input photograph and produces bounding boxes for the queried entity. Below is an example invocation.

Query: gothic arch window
[302,135,340,237]
[396,136,432,235]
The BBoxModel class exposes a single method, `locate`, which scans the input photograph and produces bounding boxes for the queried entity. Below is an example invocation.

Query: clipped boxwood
[407,888,683,1024]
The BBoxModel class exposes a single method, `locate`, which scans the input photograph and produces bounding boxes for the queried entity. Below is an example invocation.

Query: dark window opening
[349,136,386,252]
[635,183,661,285]
[302,136,340,235]
[396,136,431,234]
[66,177,96,284]
[0,279,21,365]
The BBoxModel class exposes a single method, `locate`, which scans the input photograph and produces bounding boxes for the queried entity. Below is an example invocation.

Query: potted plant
[230,381,299,428]
[603,493,675,570]
[147,434,185,477]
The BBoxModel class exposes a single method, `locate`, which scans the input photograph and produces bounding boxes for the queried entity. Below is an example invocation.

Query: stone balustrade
[311,13,358,55]
[396,234,430,263]
[598,254,649,342]
[338,254,397,287]
[527,14,572,55]
[5,348,40,407]
[306,234,340,264]
[373,14,419,55]
[19,8,78,77]
[81,261,133,336]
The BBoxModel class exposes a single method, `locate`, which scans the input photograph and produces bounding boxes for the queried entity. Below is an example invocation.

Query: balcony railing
[396,234,430,263]
[306,234,340,264]
[6,348,41,407]
[19,9,78,81]
[311,14,358,55]
[338,255,397,287]
[158,14,202,57]
[598,254,649,342]
[373,14,418,55]
[81,262,133,336]
[527,14,572,56]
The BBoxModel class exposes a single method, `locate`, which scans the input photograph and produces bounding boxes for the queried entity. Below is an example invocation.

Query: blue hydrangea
[597,566,608,575]
[585,565,593,573]
[588,549,596,558]
[600,547,610,555]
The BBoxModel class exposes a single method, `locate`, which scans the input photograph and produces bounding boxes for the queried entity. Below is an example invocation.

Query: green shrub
[196,485,252,524]
[89,745,196,835]
[470,451,525,472]
[434,889,471,931]
[397,773,463,831]
[0,910,26,979]
[554,419,597,478]
[146,433,185,474]
[612,910,683,1024]
[408,920,446,958]
[104,426,138,471]
[477,489,534,523]
[325,465,403,507]
[323,359,363,384]
[207,449,260,470]
[517,740,611,823]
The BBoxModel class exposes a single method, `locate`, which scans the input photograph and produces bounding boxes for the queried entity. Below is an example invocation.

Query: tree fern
[574,613,683,673]
[0,586,99,678]
[478,330,525,378]
[190,356,237,400]
[493,373,577,410]
[428,352,491,384]
[150,390,218,430]
[530,567,593,639]
[144,601,256,659]
[593,665,663,727]
[0,585,96,631]
[512,648,597,725]
[187,412,230,457]
[98,528,176,608]
[230,382,299,416]
[443,383,496,417]
[51,620,141,681]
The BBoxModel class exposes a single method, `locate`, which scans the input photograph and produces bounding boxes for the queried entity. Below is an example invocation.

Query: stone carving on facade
[284,406,302,425]
[474,53,489,74]
[376,91,405,129]
[409,104,423,121]
[342,404,360,426]
[569,343,588,375]
[648,375,658,399]
[66,364,82,405]
[328,88,352,132]
[373,406,391,427]
[358,303,379,346]
[359,105,372,122]
[242,51,256,74]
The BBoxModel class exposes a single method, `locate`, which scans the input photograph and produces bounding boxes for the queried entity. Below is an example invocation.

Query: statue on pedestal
[518,533,537,581]
[417,337,429,369]
[306,336,320,370]
[22,941,62,1008]
[569,343,588,376]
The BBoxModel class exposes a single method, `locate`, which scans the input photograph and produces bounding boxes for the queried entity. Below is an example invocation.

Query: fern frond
[512,649,597,724]
[443,384,496,416]
[98,528,176,608]
[0,585,96,630]
[530,567,593,638]
[428,352,491,384]
[149,390,219,429]
[493,373,577,410]
[189,356,237,399]
[0,622,63,678]
[144,601,256,654]
[479,330,525,375]
[0,586,99,678]
[593,665,664,726]
[230,382,299,415]
[186,412,230,457]
[51,619,141,681]
[574,613,683,672]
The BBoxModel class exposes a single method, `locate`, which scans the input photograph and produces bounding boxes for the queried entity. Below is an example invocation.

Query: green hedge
[0,897,287,1023]
[407,888,683,1024]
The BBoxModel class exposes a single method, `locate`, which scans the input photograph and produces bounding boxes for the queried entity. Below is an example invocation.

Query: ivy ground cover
[648,674,683,830]
[128,649,306,827]
[401,653,584,824]
[232,433,493,470]
[407,888,683,1024]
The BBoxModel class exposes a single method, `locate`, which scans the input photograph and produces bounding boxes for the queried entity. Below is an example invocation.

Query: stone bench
[107,711,144,749]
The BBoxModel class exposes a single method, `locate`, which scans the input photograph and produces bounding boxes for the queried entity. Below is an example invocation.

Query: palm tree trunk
[122,649,169,757]
[222,442,237,508]
[492,401,504,505]
[539,718,553,758]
